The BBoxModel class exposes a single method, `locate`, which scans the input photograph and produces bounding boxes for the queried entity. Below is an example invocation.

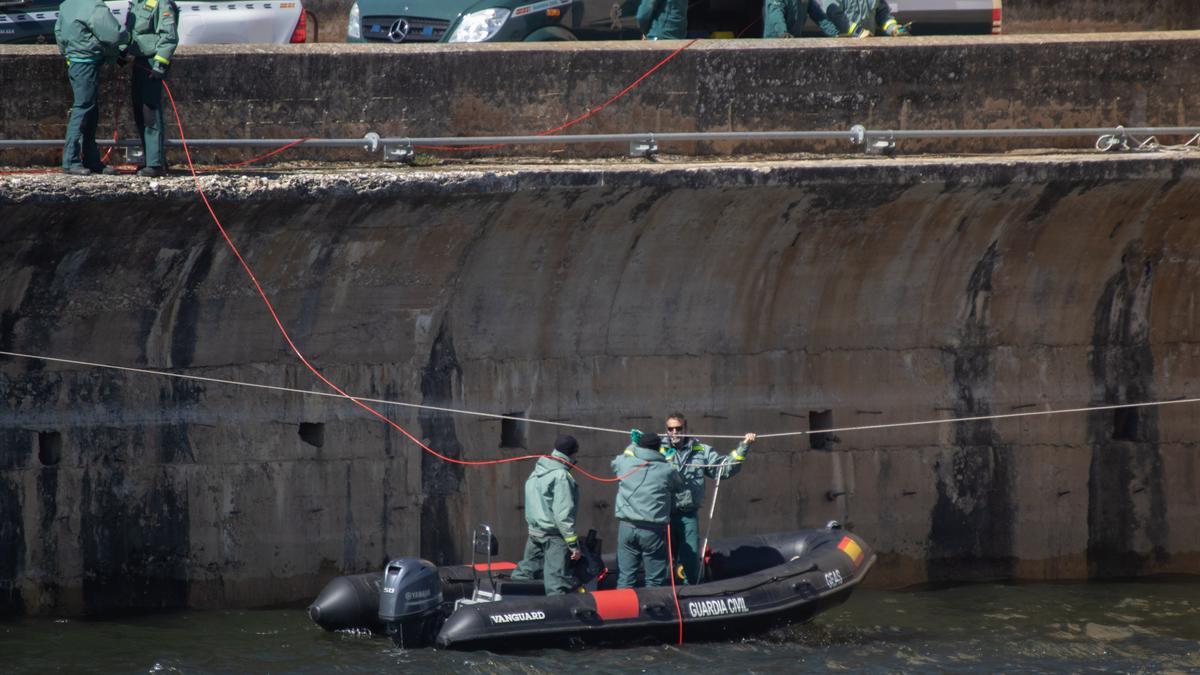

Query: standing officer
[812,0,908,37]
[763,0,837,38]
[123,0,178,177]
[612,430,682,588]
[54,0,128,175]
[636,0,686,40]
[663,412,755,585]
[511,435,583,596]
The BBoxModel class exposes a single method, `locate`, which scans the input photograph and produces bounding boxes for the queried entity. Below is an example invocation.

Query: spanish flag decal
[838,537,864,567]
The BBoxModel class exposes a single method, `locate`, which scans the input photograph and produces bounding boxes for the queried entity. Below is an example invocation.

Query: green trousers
[617,521,669,588]
[670,510,702,584]
[764,0,805,37]
[511,533,573,595]
[132,59,167,168]
[63,61,102,170]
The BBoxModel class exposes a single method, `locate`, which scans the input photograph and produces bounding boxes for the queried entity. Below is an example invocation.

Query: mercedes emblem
[388,18,411,43]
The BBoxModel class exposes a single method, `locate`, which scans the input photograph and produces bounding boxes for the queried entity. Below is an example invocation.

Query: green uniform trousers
[763,0,806,37]
[511,533,574,595]
[669,510,702,585]
[617,520,669,588]
[63,61,103,170]
[132,59,167,169]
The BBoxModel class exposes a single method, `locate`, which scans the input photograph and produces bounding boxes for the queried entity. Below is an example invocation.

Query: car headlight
[447,8,510,42]
[347,2,361,39]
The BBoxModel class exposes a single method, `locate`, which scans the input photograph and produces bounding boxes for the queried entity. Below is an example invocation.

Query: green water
[3,580,1198,673]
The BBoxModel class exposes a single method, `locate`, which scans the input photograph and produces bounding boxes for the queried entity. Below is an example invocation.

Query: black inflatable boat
[308,522,874,650]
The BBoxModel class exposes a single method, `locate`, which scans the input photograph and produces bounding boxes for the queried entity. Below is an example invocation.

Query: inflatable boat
[308,521,875,650]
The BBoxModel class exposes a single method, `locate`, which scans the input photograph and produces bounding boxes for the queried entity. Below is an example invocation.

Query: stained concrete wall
[3,33,1199,166]
[1,153,1199,616]
[1005,0,1200,33]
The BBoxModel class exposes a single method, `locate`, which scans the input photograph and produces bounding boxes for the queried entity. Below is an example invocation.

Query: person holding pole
[662,412,755,584]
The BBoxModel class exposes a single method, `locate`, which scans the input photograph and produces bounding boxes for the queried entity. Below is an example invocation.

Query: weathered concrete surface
[3,33,1199,166]
[1006,0,1200,33]
[1,152,1200,617]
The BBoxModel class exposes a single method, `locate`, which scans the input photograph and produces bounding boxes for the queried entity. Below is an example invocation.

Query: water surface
[3,580,1198,673]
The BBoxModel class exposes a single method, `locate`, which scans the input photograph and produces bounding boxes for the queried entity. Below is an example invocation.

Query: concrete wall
[3,33,1199,166]
[1006,0,1200,33]
[1,153,1199,616]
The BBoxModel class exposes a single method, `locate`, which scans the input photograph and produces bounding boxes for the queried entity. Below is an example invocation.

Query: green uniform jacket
[636,0,686,39]
[813,0,896,35]
[124,0,178,64]
[523,450,580,545]
[54,0,128,63]
[667,438,748,514]
[612,444,683,524]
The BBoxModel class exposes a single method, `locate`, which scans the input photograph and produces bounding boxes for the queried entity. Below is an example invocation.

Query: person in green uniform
[762,0,836,38]
[636,0,686,40]
[511,435,583,595]
[812,0,908,37]
[612,430,683,588]
[123,0,178,176]
[663,413,755,585]
[54,0,128,175]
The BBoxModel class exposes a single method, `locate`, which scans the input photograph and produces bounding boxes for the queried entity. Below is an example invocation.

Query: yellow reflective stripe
[883,18,898,31]
[731,450,745,461]
[845,21,858,36]
[624,448,635,457]
[153,54,170,65]
[564,535,578,543]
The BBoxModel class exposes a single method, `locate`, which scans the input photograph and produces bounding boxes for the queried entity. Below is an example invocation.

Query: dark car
[344,0,1000,44]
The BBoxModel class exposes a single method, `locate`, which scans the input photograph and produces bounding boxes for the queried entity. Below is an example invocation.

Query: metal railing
[1,126,1198,161]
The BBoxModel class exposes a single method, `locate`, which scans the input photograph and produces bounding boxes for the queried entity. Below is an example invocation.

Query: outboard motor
[378,558,445,647]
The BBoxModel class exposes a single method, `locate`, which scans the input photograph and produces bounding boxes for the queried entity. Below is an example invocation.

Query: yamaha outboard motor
[378,558,445,647]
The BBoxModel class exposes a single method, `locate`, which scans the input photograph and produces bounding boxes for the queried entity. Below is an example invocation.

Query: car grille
[361,15,449,43]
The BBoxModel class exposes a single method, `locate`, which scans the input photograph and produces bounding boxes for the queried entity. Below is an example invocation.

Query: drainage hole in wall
[37,431,63,466]
[299,422,326,448]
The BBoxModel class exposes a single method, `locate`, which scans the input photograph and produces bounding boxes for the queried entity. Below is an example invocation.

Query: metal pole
[699,469,723,583]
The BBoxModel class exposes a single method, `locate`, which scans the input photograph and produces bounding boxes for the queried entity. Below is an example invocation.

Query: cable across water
[2,348,1195,445]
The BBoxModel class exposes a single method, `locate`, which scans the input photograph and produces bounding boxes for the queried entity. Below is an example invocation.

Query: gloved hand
[630,429,643,446]
[883,20,911,36]
[852,26,872,38]
[150,59,169,80]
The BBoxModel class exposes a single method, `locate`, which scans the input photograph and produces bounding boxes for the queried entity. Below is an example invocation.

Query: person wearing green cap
[636,0,687,40]
[511,435,583,595]
[812,0,909,37]
[612,430,683,588]
[54,0,129,175]
[123,0,179,176]
[662,412,755,585]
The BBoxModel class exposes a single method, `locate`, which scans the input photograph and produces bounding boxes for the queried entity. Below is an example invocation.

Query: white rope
[1096,126,1200,153]
[2,349,1196,444]
[0,350,628,436]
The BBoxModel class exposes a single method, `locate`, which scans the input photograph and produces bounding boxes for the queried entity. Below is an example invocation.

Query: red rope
[417,38,699,153]
[666,521,684,645]
[160,78,642,483]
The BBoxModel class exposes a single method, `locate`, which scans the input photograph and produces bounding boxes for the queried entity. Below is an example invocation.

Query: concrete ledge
[2,33,1199,165]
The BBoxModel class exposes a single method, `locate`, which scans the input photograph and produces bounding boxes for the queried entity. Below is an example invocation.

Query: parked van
[345,0,1000,44]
